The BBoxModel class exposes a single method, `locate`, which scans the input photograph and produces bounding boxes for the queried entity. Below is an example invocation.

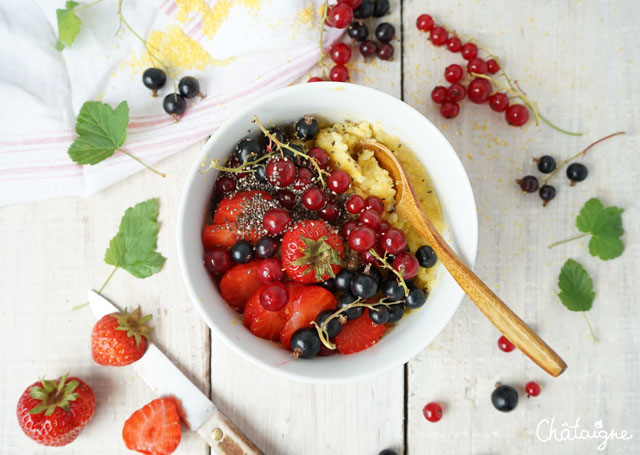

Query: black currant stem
[118,149,166,177]
[72,266,118,310]
[541,131,626,185]
[583,312,598,343]
[76,0,104,11]
[368,249,409,296]
[253,115,327,187]
[547,233,588,249]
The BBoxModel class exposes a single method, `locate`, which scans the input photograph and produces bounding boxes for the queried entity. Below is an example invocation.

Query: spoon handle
[413,208,567,377]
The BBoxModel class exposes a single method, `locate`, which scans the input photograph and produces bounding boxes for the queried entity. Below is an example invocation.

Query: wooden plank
[403,1,640,454]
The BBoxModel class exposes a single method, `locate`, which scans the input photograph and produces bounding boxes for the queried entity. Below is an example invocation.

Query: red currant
[302,187,326,210]
[276,189,296,209]
[444,64,463,83]
[340,0,362,8]
[359,39,378,57]
[215,176,236,194]
[308,77,324,83]
[380,228,407,255]
[319,202,339,222]
[330,64,350,82]
[293,166,314,190]
[257,258,284,283]
[327,169,351,193]
[348,225,377,253]
[329,42,352,64]
[446,36,462,52]
[460,42,478,60]
[365,196,384,213]
[346,194,365,214]
[431,86,447,104]
[377,43,394,60]
[360,243,384,266]
[497,335,515,352]
[466,57,487,75]
[377,220,390,233]
[440,101,460,119]
[359,208,382,230]
[263,208,291,236]
[525,381,541,397]
[326,3,353,29]
[393,252,419,279]
[505,104,530,127]
[341,220,357,239]
[467,77,492,104]
[308,147,330,169]
[260,282,289,311]
[423,402,443,422]
[416,14,434,32]
[488,93,509,112]
[204,247,232,275]
[266,157,296,187]
[429,26,447,46]
[446,83,466,102]
[486,58,500,74]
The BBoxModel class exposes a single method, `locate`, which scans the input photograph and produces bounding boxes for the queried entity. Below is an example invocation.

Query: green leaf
[56,1,81,51]
[558,259,595,312]
[104,199,166,279]
[68,101,129,165]
[575,198,625,260]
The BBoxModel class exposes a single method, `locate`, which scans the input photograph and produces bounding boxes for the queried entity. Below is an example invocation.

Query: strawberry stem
[119,149,166,177]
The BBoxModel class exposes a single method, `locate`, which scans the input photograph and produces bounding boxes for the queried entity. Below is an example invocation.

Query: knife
[88,290,263,455]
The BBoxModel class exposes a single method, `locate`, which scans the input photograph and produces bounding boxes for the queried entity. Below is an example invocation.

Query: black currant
[375,23,395,42]
[378,450,397,455]
[142,68,166,96]
[491,385,519,412]
[255,237,278,259]
[404,285,426,309]
[387,303,405,323]
[372,0,390,17]
[350,273,378,299]
[353,0,374,19]
[283,144,306,166]
[316,309,343,338]
[335,269,354,291]
[230,240,254,263]
[535,155,556,173]
[348,22,368,41]
[290,328,321,359]
[539,185,556,206]
[178,76,202,99]
[369,306,389,324]
[416,245,437,268]
[516,175,539,193]
[295,116,319,141]
[261,127,286,149]
[255,164,268,183]
[566,163,588,183]
[381,278,405,301]
[235,138,262,164]
[163,93,187,120]
[337,292,364,320]
[358,265,383,285]
[318,278,336,293]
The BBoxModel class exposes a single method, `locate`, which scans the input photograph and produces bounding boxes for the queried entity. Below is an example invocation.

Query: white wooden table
[2,1,639,454]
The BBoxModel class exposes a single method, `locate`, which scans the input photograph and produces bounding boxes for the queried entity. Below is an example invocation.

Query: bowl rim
[177,82,478,384]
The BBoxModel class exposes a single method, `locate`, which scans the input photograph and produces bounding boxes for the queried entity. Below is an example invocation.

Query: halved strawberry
[244,283,303,340]
[213,190,273,224]
[219,261,262,311]
[122,397,181,455]
[280,285,336,349]
[202,224,240,249]
[335,309,386,354]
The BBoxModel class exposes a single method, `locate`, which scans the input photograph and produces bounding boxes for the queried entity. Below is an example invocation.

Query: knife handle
[197,409,264,455]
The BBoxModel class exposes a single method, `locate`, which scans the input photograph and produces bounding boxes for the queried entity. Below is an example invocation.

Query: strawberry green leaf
[575,198,625,260]
[104,198,166,279]
[68,101,129,165]
[56,1,81,51]
[558,259,595,312]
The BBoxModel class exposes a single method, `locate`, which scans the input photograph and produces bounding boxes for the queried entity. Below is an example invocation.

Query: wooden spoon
[355,140,567,377]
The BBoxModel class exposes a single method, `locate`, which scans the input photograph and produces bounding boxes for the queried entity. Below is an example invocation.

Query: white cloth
[0,0,341,206]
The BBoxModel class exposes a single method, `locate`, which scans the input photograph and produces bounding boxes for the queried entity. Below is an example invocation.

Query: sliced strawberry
[122,397,181,455]
[213,190,273,224]
[335,309,386,354]
[202,224,240,249]
[244,283,304,340]
[219,261,262,311]
[280,285,336,349]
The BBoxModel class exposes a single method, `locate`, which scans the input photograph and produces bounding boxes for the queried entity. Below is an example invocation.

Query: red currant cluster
[309,0,394,83]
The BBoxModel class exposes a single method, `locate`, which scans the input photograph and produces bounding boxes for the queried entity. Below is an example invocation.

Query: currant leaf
[56,1,81,51]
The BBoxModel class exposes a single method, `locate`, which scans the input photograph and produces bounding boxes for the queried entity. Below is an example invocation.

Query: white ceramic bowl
[177,83,477,384]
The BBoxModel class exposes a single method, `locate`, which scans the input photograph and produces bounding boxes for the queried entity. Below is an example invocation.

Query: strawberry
[281,220,344,283]
[213,190,272,224]
[122,397,181,455]
[243,282,303,340]
[16,375,95,447]
[280,285,337,349]
[335,308,387,354]
[219,261,262,311]
[202,224,240,249]
[91,307,152,366]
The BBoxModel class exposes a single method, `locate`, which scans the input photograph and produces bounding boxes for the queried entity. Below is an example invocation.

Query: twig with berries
[367,248,409,296]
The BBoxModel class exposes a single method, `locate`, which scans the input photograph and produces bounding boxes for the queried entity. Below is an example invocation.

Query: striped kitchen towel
[0,0,341,206]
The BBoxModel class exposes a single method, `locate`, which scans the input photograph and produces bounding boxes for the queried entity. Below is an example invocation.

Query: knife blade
[88,290,262,455]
